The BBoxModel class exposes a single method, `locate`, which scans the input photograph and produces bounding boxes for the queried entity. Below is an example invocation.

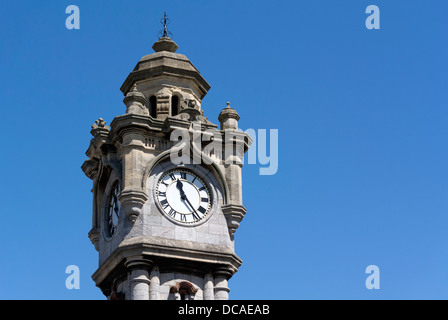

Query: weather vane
[158,12,173,39]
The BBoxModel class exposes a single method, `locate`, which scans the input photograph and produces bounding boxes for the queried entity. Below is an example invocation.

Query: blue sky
[1,0,448,299]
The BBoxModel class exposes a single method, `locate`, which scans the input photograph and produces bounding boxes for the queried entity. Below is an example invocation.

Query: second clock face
[156,169,211,224]
[107,183,121,237]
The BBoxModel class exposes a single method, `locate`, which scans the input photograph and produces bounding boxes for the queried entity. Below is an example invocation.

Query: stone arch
[170,281,198,300]
[141,149,230,206]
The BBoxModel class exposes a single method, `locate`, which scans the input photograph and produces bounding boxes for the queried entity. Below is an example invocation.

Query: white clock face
[156,169,211,224]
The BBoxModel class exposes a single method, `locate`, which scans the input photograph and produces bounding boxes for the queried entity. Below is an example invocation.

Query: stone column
[125,256,152,300]
[213,268,230,300]
[219,103,244,205]
[118,127,149,223]
[214,278,229,300]
[203,273,214,300]
[219,103,247,240]
[149,266,160,300]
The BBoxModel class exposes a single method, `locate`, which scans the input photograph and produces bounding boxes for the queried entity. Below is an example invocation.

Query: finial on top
[159,12,173,39]
[91,118,110,131]
[94,118,107,128]
[153,12,179,53]
[123,83,148,115]
[219,101,240,130]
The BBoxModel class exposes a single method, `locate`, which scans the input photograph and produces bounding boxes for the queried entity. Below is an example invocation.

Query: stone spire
[120,13,210,105]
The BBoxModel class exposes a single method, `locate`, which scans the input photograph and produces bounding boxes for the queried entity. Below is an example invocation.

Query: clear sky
[1,0,448,300]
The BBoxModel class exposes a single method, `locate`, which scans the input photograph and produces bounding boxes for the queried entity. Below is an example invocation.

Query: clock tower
[81,25,251,300]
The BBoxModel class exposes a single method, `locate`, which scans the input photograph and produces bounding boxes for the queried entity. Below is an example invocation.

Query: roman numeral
[169,173,176,181]
[201,197,208,203]
[180,172,187,180]
[158,192,166,198]
[168,208,176,217]
[199,186,206,192]
[198,206,207,214]
[161,199,169,209]
[180,214,187,222]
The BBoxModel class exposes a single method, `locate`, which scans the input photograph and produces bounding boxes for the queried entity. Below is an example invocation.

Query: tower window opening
[149,96,157,118]
[179,285,192,300]
[171,95,179,116]
[169,281,197,300]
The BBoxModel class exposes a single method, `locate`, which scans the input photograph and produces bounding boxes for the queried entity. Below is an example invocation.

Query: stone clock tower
[81,29,251,300]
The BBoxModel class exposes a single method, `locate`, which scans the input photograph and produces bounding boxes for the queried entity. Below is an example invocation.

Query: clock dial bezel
[155,168,212,226]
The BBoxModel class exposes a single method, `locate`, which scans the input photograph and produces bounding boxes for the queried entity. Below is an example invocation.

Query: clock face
[156,169,211,224]
[106,183,121,237]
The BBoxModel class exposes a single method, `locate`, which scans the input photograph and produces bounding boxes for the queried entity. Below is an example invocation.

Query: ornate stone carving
[88,227,100,251]
[81,158,99,180]
[222,204,247,238]
[91,118,109,130]
[118,189,148,223]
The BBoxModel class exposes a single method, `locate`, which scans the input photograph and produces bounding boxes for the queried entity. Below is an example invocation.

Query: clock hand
[184,197,198,215]
[176,180,187,200]
[176,180,198,214]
